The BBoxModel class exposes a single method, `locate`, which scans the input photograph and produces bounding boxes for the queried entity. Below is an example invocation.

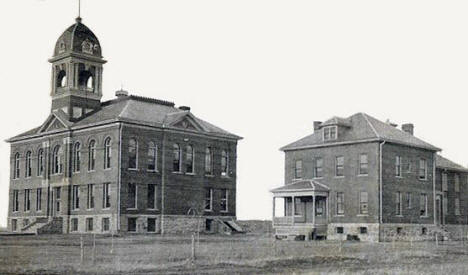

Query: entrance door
[315,196,327,224]
[435,195,442,225]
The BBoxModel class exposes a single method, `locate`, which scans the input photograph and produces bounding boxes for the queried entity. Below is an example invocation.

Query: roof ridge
[361,113,380,138]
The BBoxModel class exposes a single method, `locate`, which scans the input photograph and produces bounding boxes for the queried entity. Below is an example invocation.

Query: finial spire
[76,0,82,23]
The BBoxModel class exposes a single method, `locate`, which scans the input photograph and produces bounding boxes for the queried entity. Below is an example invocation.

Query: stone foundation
[161,215,236,234]
[327,223,380,242]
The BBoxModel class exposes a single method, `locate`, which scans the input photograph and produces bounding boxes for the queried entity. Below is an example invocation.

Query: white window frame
[359,154,368,175]
[103,183,111,209]
[419,158,427,180]
[336,192,344,215]
[359,191,368,215]
[128,183,138,209]
[395,156,402,177]
[396,191,402,216]
[221,189,229,213]
[87,184,95,210]
[72,185,80,210]
[335,156,344,177]
[36,188,42,212]
[204,188,213,212]
[314,157,323,178]
[294,160,302,179]
[323,126,338,141]
[147,184,157,210]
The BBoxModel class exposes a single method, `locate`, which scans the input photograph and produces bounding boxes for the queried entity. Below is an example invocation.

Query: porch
[271,180,329,240]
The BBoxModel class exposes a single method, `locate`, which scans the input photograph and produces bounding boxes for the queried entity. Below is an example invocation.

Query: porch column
[326,196,330,223]
[312,196,316,225]
[291,196,295,225]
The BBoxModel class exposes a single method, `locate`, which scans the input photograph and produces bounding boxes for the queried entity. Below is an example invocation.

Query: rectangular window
[221,189,228,212]
[36,188,42,211]
[294,160,302,179]
[87,184,95,209]
[395,156,402,177]
[147,184,157,209]
[406,192,411,209]
[71,218,78,232]
[403,158,411,173]
[102,218,110,232]
[11,219,17,231]
[128,217,137,232]
[205,147,213,175]
[323,126,337,141]
[419,159,427,180]
[420,194,427,217]
[396,191,402,216]
[359,154,368,175]
[221,150,229,176]
[336,227,344,234]
[359,192,368,214]
[335,156,344,177]
[55,187,61,213]
[72,185,80,210]
[147,218,156,232]
[360,227,368,234]
[86,217,93,232]
[336,192,344,215]
[24,189,31,212]
[314,158,323,178]
[455,197,461,216]
[455,174,460,192]
[13,190,19,212]
[442,173,448,191]
[128,183,137,209]
[103,183,111,208]
[204,188,213,211]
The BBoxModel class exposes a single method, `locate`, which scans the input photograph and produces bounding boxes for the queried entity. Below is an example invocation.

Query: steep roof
[8,95,241,142]
[281,112,440,151]
[53,17,102,58]
[436,155,468,172]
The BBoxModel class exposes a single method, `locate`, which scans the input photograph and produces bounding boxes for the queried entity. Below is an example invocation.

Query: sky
[1,0,468,227]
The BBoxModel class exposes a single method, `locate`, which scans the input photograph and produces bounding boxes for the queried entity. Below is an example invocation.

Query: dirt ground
[0,233,468,274]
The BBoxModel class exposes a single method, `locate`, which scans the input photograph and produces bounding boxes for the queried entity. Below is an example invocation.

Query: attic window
[323,126,337,141]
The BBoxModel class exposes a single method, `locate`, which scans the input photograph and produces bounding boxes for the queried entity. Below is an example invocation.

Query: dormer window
[323,126,337,141]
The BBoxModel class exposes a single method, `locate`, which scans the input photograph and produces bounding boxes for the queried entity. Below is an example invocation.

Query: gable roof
[7,95,241,142]
[281,113,440,152]
[436,155,468,172]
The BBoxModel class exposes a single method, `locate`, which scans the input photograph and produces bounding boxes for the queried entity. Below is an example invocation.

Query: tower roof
[52,17,102,58]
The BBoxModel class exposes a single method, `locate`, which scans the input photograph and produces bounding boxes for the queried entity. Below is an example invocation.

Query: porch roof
[270,180,330,193]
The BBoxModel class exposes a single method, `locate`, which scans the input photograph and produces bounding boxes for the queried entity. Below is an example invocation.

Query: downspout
[117,122,123,232]
[160,125,166,235]
[379,141,386,233]
[433,152,437,226]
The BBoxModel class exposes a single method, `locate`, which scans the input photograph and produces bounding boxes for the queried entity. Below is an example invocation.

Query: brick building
[272,113,468,241]
[7,17,242,234]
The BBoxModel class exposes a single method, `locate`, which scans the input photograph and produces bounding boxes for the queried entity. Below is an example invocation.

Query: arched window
[128,138,138,169]
[13,153,20,179]
[88,140,96,171]
[173,144,181,172]
[78,71,94,92]
[25,151,32,178]
[221,150,229,177]
[104,137,112,169]
[186,145,194,174]
[57,70,67,88]
[37,149,44,177]
[73,142,81,173]
[205,147,213,175]
[147,142,157,171]
[52,145,63,174]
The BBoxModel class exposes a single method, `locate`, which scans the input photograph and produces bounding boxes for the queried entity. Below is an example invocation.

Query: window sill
[420,215,429,218]
[147,208,159,211]
[104,168,112,171]
[419,178,428,182]
[88,170,96,173]
[335,214,345,217]
[357,214,368,217]
[172,171,183,175]
[221,175,231,179]
[313,177,323,180]
[102,207,111,210]
[334,176,345,179]
[204,209,213,212]
[395,176,403,179]
[220,210,229,213]
[86,208,95,211]
[128,168,139,171]
[127,208,138,210]
[396,215,404,217]
[357,174,368,177]
[205,174,215,178]
[185,173,196,176]
[147,170,159,173]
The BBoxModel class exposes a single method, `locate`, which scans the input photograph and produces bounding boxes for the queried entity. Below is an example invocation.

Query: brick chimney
[314,121,322,132]
[402,123,414,135]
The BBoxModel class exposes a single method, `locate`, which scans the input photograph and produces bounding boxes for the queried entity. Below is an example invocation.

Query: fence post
[93,234,96,263]
[111,233,114,254]
[191,233,196,263]
[80,235,84,264]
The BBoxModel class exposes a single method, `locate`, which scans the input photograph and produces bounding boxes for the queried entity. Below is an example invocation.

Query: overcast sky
[1,0,468,226]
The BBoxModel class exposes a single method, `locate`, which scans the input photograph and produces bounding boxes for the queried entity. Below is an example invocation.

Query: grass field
[1,233,468,274]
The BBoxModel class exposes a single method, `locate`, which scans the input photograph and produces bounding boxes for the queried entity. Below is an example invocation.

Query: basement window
[147,218,156,233]
[396,227,403,235]
[421,227,427,235]
[336,227,344,234]
[71,218,78,232]
[359,227,368,234]
[128,218,137,232]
